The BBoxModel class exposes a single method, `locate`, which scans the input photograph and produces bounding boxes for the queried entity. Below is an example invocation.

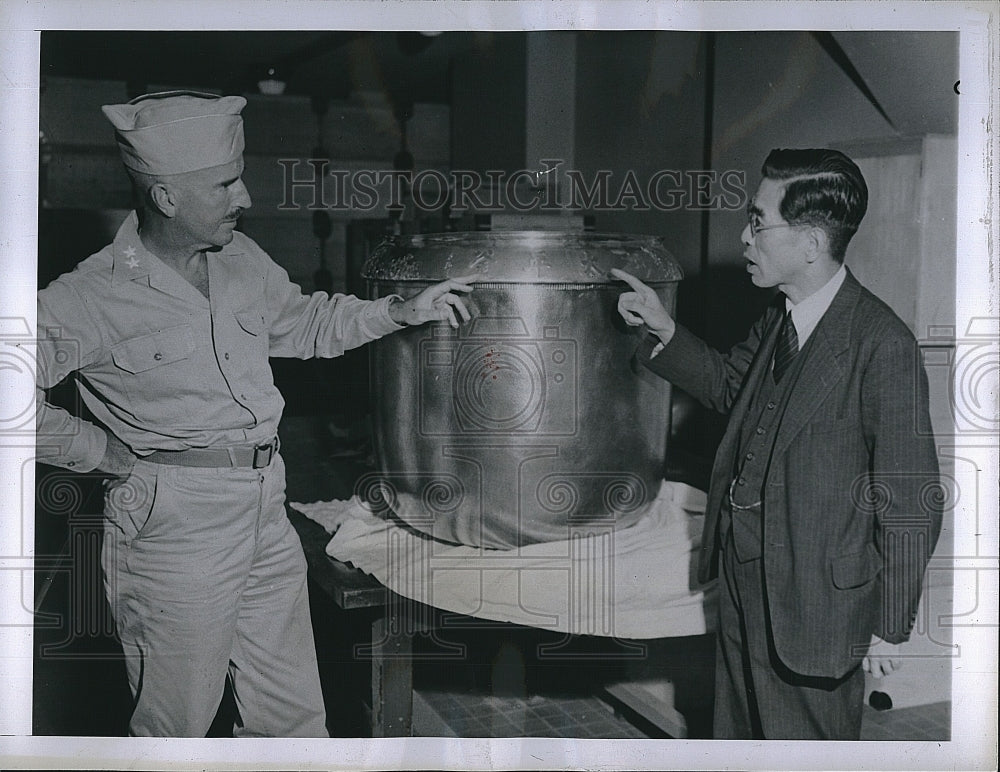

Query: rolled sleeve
[360,294,406,338]
[263,251,405,358]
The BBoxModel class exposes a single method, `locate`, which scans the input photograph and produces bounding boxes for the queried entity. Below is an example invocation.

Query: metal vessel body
[363,232,681,549]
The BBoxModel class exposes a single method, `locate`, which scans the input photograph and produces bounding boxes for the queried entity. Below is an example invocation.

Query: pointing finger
[610,268,653,296]
[447,274,480,292]
[427,279,475,299]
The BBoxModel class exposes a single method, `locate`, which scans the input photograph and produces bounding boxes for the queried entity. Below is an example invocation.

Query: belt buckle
[253,439,275,469]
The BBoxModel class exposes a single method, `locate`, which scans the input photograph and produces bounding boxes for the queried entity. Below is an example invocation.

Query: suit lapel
[770,270,860,460]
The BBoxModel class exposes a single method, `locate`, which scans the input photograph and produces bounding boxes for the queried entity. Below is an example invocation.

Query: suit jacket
[639,268,942,678]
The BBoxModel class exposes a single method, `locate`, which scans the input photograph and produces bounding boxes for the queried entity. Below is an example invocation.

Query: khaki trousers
[102,453,328,737]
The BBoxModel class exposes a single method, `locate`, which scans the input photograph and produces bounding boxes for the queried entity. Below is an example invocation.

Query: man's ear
[148,182,177,218]
[803,226,829,264]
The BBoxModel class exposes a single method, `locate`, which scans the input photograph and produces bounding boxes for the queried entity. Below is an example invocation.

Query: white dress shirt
[649,264,847,359]
[786,264,846,347]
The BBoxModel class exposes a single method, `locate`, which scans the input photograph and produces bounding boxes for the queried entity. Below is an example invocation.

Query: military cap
[102,90,246,176]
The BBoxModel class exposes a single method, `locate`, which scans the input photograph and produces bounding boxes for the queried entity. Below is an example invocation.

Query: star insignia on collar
[123,245,140,269]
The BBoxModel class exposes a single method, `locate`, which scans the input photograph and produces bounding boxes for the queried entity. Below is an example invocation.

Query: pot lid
[361,231,683,284]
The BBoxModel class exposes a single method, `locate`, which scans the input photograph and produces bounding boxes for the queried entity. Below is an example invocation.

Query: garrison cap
[102,90,246,176]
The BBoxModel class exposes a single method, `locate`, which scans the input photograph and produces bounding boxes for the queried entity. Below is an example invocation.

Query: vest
[722,327,816,562]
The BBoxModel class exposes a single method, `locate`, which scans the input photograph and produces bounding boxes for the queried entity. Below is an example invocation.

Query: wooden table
[278,416,714,738]
[287,507,415,737]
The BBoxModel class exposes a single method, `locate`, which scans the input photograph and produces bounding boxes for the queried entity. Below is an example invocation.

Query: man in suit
[612,148,941,739]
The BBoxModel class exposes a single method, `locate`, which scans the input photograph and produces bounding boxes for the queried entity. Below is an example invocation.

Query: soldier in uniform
[36,91,474,736]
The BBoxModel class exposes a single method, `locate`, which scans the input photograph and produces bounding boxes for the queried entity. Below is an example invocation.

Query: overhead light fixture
[257,65,287,96]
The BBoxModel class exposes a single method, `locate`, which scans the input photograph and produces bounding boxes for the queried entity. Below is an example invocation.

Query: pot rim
[361,230,684,284]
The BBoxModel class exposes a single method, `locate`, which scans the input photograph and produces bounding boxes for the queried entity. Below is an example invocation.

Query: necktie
[773,308,798,382]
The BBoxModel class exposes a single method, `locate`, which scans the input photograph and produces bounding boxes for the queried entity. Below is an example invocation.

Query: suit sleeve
[636,306,778,414]
[260,249,404,358]
[861,327,942,644]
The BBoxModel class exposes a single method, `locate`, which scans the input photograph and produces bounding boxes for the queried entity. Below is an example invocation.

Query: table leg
[369,599,414,737]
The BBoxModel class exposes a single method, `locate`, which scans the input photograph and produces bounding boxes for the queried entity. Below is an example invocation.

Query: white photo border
[1,1,996,770]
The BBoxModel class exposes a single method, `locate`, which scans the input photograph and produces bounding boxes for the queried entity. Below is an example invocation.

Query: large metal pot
[363,231,682,549]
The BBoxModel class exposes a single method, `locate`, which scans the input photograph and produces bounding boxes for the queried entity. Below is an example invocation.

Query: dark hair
[761,148,868,262]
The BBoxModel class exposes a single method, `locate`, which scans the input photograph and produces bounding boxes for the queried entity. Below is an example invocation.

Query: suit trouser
[102,453,328,737]
[713,526,865,739]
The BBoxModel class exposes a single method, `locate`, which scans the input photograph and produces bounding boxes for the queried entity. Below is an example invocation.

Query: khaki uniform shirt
[36,212,401,471]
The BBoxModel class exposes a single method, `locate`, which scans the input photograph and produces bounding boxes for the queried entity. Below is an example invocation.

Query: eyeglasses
[748,218,794,238]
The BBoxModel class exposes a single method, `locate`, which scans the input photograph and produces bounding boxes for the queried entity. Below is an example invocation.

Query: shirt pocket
[111,324,195,373]
[234,307,265,337]
[232,304,269,365]
[110,324,200,412]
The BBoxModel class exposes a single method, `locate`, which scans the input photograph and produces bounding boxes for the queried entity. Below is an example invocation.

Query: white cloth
[290,480,716,639]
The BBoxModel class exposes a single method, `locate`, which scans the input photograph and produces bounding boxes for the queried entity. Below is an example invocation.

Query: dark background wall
[36,26,960,530]
[39,29,958,336]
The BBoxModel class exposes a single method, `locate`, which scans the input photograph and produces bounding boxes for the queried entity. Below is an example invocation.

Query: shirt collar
[785,264,846,347]
[109,211,248,297]
[110,211,156,286]
[109,211,208,305]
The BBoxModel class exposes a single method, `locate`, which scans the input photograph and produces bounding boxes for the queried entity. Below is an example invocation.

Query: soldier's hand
[98,432,137,478]
[610,269,676,344]
[389,275,478,329]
